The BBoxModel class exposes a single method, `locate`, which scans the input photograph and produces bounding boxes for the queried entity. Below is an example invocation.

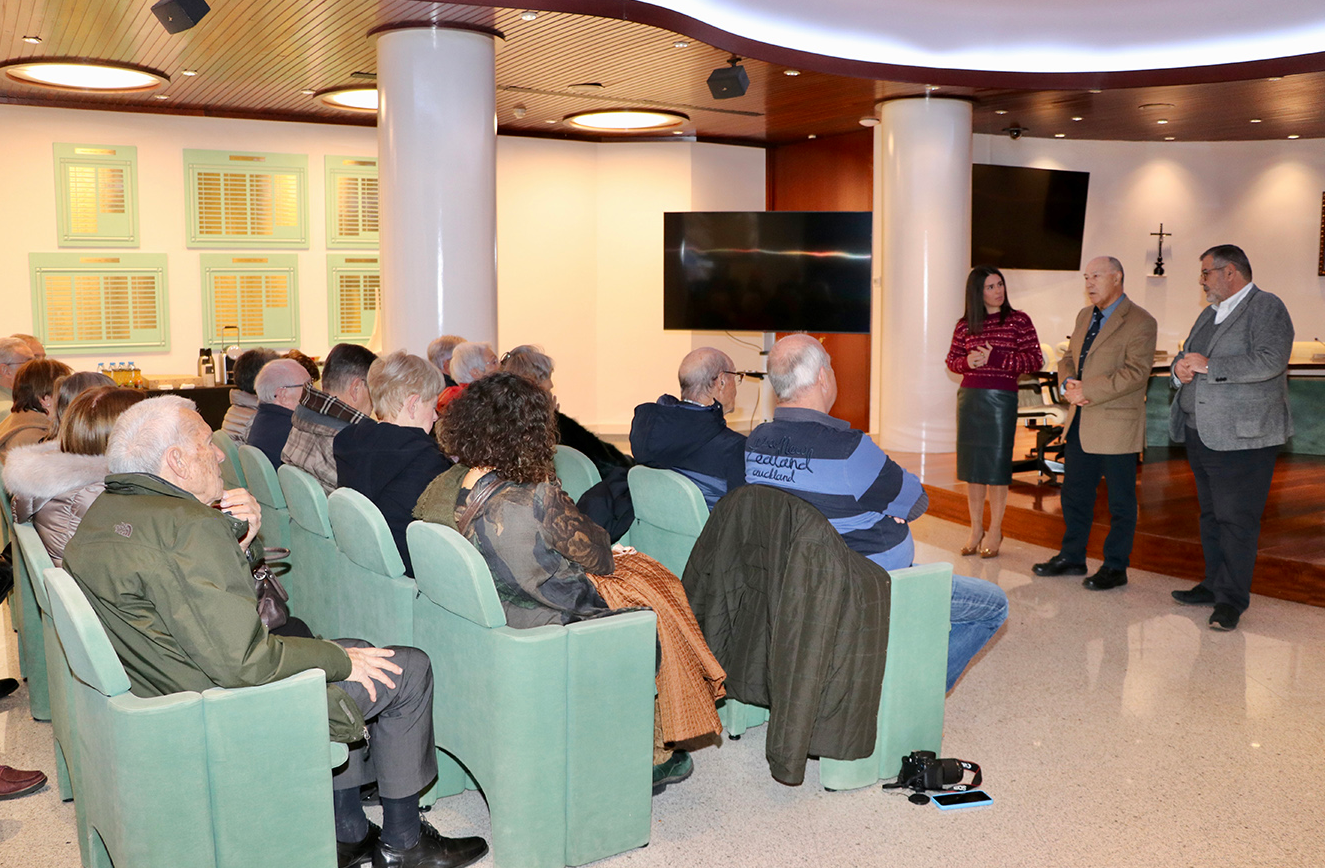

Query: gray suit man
[1169,244,1293,631]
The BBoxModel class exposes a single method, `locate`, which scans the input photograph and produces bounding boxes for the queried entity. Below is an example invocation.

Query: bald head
[0,337,35,390]
[11,334,45,359]
[1084,256,1125,309]
[255,358,312,408]
[679,347,737,412]
[768,334,836,411]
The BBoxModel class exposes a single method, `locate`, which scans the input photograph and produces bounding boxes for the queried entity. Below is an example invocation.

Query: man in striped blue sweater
[746,335,1008,691]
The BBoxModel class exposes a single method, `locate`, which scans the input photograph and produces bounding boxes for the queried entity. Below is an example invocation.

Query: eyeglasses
[722,370,746,385]
[1200,266,1230,277]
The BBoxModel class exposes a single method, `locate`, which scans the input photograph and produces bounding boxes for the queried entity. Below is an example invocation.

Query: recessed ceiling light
[317,87,377,112]
[181,69,198,76]
[22,36,42,44]
[564,109,688,132]
[994,109,1008,115]
[1288,134,1300,139]
[1164,136,1175,141]
[153,94,169,100]
[568,82,605,92]
[1250,118,1262,123]
[1088,89,1102,94]
[1,60,165,92]
[784,69,800,76]
[672,130,684,135]
[521,11,537,21]
[807,134,817,139]
[1054,133,1066,138]
[300,89,316,95]
[1156,119,1169,125]
[1268,76,1282,81]
[673,41,690,49]
[544,119,556,124]
[859,117,880,127]
[1071,116,1083,122]
[925,85,940,92]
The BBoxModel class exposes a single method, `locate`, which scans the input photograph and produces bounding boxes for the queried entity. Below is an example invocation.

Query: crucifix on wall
[1150,224,1172,276]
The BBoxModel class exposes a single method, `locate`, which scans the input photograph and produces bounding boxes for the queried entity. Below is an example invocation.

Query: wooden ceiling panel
[2,0,1325,144]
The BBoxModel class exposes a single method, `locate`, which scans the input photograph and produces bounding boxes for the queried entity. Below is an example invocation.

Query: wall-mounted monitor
[971,164,1090,271]
[663,211,872,334]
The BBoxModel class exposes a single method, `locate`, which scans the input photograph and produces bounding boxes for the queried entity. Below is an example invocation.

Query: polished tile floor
[3,515,1323,866]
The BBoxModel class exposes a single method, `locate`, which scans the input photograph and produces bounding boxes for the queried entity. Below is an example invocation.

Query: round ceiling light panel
[2,60,165,91]
[318,87,378,112]
[564,109,689,131]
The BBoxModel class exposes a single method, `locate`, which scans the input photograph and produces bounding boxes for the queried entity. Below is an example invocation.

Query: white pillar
[869,97,972,453]
[376,26,498,355]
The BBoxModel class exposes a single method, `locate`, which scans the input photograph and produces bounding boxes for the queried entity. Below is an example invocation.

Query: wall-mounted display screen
[971,164,1090,271]
[663,211,872,334]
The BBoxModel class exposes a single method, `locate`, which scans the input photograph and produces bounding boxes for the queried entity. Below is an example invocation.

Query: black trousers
[331,639,438,800]
[1185,427,1279,612]
[1058,418,1139,570]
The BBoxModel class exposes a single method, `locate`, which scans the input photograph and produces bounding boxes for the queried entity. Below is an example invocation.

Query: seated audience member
[426,334,466,389]
[335,352,451,576]
[0,336,38,422]
[62,396,487,868]
[247,358,314,469]
[745,335,1008,692]
[417,372,724,793]
[11,333,46,359]
[283,343,377,494]
[501,345,633,476]
[4,386,145,567]
[630,347,747,509]
[436,342,497,410]
[221,347,279,443]
[285,348,322,384]
[49,371,116,435]
[0,358,73,461]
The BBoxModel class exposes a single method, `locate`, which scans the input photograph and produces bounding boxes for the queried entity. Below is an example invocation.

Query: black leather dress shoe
[338,823,380,868]
[1172,585,1216,606]
[373,823,488,868]
[1083,567,1128,591]
[0,678,19,700]
[1032,555,1087,577]
[1209,603,1241,631]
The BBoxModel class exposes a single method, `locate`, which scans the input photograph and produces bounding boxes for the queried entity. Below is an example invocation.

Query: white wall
[0,105,767,431]
[973,134,1325,356]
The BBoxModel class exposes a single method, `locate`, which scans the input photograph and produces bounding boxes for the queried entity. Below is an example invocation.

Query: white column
[869,97,972,453]
[377,27,498,355]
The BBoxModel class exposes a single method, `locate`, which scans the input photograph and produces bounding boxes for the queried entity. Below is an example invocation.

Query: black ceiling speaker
[707,58,750,100]
[151,0,210,34]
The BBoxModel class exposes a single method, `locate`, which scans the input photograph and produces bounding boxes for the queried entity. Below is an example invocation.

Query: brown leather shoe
[0,765,47,800]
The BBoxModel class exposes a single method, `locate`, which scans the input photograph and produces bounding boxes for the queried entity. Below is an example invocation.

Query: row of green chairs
[246,447,658,868]
[624,463,950,790]
[3,474,51,722]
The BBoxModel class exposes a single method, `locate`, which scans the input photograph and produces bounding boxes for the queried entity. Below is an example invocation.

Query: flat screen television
[971,164,1090,271]
[663,211,872,333]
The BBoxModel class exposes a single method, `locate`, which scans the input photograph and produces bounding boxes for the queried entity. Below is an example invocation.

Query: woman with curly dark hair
[415,371,725,794]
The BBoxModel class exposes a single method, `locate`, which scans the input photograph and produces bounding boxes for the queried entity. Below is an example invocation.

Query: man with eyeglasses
[1169,245,1293,631]
[0,336,36,422]
[246,358,314,469]
[630,347,748,509]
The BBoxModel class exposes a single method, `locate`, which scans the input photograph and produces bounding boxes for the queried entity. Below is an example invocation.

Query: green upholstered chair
[407,520,656,868]
[710,563,951,789]
[13,524,73,800]
[817,562,950,790]
[326,487,414,648]
[4,477,51,722]
[43,566,345,868]
[212,429,247,489]
[278,465,342,640]
[237,444,291,551]
[553,445,600,503]
[625,466,709,577]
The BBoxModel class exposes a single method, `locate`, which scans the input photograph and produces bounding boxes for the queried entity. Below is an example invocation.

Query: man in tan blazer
[1033,256,1158,590]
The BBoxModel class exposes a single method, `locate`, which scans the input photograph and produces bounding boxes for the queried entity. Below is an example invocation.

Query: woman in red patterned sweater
[945,266,1043,558]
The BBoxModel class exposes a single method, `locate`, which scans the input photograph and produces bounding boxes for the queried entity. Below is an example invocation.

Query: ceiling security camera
[1003,125,1026,140]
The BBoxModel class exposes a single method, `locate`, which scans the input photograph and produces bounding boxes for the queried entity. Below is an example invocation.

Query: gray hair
[678,347,732,403]
[500,345,554,385]
[427,334,466,371]
[450,342,497,385]
[254,358,311,403]
[768,335,830,401]
[106,395,199,475]
[0,336,32,365]
[366,351,445,419]
[1101,256,1124,281]
[1201,244,1253,281]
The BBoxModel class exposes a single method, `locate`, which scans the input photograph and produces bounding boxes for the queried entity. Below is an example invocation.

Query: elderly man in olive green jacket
[64,395,488,868]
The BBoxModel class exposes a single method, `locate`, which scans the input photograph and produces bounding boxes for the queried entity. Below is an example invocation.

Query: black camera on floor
[895,750,982,792]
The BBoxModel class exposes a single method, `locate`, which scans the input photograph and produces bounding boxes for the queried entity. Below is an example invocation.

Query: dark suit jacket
[1169,285,1293,451]
[1059,295,1158,454]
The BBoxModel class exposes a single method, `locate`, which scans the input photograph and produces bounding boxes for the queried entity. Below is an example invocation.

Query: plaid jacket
[280,384,366,494]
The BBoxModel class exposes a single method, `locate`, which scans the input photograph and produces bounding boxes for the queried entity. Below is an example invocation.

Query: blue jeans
[946,575,1008,691]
